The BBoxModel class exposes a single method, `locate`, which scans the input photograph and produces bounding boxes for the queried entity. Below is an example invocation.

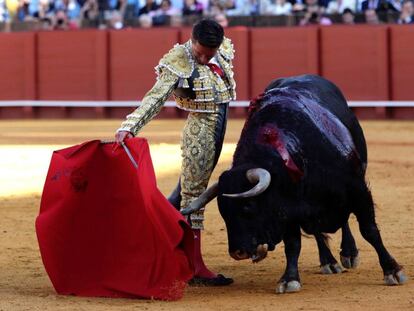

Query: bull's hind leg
[314,233,343,274]
[314,222,358,273]
[277,225,302,294]
[354,186,407,285]
[340,222,359,269]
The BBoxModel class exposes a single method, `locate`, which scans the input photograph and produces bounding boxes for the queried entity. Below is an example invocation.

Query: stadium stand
[0,1,413,119]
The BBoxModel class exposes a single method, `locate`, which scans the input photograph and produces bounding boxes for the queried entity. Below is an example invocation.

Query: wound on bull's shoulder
[258,125,303,183]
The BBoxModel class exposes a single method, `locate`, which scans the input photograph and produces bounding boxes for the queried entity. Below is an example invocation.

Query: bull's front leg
[276,224,302,294]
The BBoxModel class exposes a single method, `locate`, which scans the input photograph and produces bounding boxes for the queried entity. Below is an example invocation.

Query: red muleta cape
[36,138,194,300]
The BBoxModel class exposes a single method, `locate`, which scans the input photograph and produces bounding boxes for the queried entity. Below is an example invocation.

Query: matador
[115,19,235,286]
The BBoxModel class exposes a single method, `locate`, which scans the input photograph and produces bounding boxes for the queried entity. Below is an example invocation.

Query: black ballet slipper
[188,274,234,286]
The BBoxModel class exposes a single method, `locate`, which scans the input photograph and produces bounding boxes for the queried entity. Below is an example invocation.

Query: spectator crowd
[0,0,413,30]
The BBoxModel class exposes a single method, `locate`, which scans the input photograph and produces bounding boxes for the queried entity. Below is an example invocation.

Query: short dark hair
[192,19,224,49]
[342,8,354,15]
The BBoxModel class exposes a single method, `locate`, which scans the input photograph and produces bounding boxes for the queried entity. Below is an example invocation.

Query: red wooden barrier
[109,28,180,100]
[320,25,389,101]
[250,27,319,97]
[179,28,192,43]
[37,30,108,100]
[1,26,414,120]
[0,32,35,100]
[390,25,414,100]
[226,27,250,101]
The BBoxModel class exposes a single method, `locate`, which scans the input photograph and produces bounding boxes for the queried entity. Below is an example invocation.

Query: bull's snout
[230,250,250,261]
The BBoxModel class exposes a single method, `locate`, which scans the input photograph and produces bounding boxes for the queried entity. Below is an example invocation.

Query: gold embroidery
[160,38,236,113]
[180,111,222,229]
[156,44,194,78]
[118,37,236,230]
[219,37,235,61]
[117,69,179,135]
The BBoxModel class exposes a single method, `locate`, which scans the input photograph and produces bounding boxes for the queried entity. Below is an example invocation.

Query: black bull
[181,75,407,293]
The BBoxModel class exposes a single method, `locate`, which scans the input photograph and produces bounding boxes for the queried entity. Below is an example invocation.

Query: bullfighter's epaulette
[155,37,235,79]
[156,43,195,79]
[218,37,235,61]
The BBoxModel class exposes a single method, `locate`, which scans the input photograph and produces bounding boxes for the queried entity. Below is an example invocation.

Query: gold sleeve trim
[117,69,179,135]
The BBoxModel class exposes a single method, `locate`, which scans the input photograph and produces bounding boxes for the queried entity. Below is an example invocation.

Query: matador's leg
[168,104,227,211]
[179,104,228,229]
[179,105,233,283]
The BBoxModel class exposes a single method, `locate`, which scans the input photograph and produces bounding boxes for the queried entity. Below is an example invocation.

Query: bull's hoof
[320,263,343,274]
[340,253,360,269]
[384,270,408,286]
[276,280,301,294]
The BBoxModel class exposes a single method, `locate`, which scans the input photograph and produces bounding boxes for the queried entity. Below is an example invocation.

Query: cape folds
[36,138,194,300]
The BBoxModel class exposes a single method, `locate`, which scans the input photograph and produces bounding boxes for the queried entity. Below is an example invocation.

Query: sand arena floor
[0,119,413,311]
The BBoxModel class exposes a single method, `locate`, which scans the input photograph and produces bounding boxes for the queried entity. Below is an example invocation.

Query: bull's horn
[180,182,219,215]
[223,168,271,198]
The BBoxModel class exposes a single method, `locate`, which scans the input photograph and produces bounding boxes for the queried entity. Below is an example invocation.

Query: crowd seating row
[0,12,402,31]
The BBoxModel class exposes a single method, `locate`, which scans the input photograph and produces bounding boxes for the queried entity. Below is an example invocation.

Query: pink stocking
[192,229,217,278]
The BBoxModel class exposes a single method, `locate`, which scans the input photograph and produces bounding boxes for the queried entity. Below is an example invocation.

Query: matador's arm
[117,69,179,136]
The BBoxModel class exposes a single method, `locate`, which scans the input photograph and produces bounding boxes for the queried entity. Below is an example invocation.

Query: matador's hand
[115,131,133,144]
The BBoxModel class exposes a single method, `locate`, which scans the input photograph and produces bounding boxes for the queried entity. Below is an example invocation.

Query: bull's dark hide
[214,75,406,293]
